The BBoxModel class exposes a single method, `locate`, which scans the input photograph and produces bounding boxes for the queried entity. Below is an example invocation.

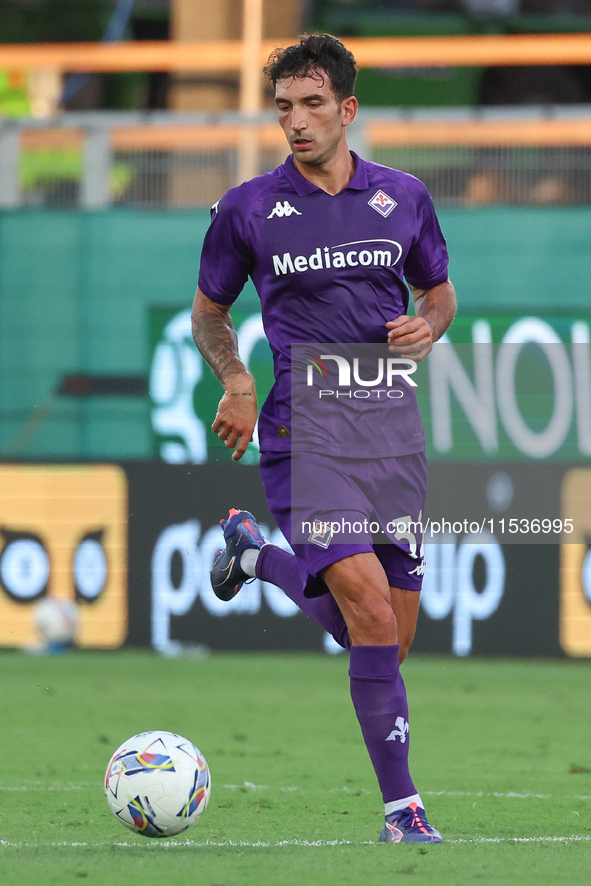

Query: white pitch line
[423,790,554,800]
[0,785,87,792]
[2,783,591,802]
[450,836,591,845]
[221,785,591,801]
[2,835,591,850]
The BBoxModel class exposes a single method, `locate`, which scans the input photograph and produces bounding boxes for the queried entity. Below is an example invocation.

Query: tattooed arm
[192,287,258,462]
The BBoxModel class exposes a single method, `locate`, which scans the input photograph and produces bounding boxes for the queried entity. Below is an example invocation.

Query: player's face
[274,71,356,167]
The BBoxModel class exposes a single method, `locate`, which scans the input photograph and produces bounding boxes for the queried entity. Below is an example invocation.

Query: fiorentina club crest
[368,190,398,218]
[308,520,334,549]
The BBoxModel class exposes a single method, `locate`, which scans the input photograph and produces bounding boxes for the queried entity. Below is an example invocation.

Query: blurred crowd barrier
[2,106,591,208]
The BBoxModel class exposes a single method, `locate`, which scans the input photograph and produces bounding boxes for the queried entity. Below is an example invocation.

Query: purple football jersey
[198,152,449,456]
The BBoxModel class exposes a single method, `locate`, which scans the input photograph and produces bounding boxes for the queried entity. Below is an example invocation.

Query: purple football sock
[349,644,417,804]
[255,544,350,649]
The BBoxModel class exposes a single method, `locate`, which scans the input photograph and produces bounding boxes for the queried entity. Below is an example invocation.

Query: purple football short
[259,450,427,594]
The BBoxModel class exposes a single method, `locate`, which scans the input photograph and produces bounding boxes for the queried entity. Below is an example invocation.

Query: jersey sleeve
[403,180,449,290]
[197,191,253,305]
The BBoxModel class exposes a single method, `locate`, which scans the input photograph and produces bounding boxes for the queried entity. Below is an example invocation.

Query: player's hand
[212,375,258,462]
[385,315,433,362]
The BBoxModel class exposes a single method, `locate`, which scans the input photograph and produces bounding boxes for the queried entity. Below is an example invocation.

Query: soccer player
[192,34,456,844]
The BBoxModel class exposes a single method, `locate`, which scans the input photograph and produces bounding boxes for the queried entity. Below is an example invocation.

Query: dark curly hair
[263,34,357,104]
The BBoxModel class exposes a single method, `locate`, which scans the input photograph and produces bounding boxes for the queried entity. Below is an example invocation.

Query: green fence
[0,207,589,459]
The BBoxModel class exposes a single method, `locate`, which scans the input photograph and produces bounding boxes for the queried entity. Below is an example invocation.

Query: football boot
[379,802,443,844]
[210,508,266,601]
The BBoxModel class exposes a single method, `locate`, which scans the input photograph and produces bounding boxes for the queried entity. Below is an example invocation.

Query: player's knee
[346,596,395,645]
[348,592,392,625]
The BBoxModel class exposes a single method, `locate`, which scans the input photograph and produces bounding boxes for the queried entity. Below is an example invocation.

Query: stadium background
[0,0,590,660]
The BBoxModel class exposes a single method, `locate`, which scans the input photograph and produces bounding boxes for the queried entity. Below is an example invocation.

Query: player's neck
[292,143,355,196]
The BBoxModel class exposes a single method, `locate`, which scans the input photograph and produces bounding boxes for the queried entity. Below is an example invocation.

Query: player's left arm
[386,279,456,362]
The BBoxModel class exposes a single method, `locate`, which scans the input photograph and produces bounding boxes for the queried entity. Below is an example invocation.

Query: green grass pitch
[1,650,590,886]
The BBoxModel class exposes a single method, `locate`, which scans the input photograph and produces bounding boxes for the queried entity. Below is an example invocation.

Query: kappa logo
[386,716,409,744]
[408,558,426,577]
[267,200,302,219]
[369,190,398,218]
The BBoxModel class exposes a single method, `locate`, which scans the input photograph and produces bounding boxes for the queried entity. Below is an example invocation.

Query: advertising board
[1,461,588,657]
[0,464,127,648]
[149,310,591,465]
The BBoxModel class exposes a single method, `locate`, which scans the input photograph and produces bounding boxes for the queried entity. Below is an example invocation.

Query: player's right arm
[192,288,258,462]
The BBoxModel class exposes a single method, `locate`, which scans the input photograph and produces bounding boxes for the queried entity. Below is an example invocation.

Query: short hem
[299,545,423,595]
[302,543,375,594]
[385,579,423,592]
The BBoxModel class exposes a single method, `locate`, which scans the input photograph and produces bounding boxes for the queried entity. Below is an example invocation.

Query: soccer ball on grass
[104,730,211,838]
[32,597,79,651]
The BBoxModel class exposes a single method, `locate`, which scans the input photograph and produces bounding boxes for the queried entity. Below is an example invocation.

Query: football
[104,730,211,838]
[33,597,80,648]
